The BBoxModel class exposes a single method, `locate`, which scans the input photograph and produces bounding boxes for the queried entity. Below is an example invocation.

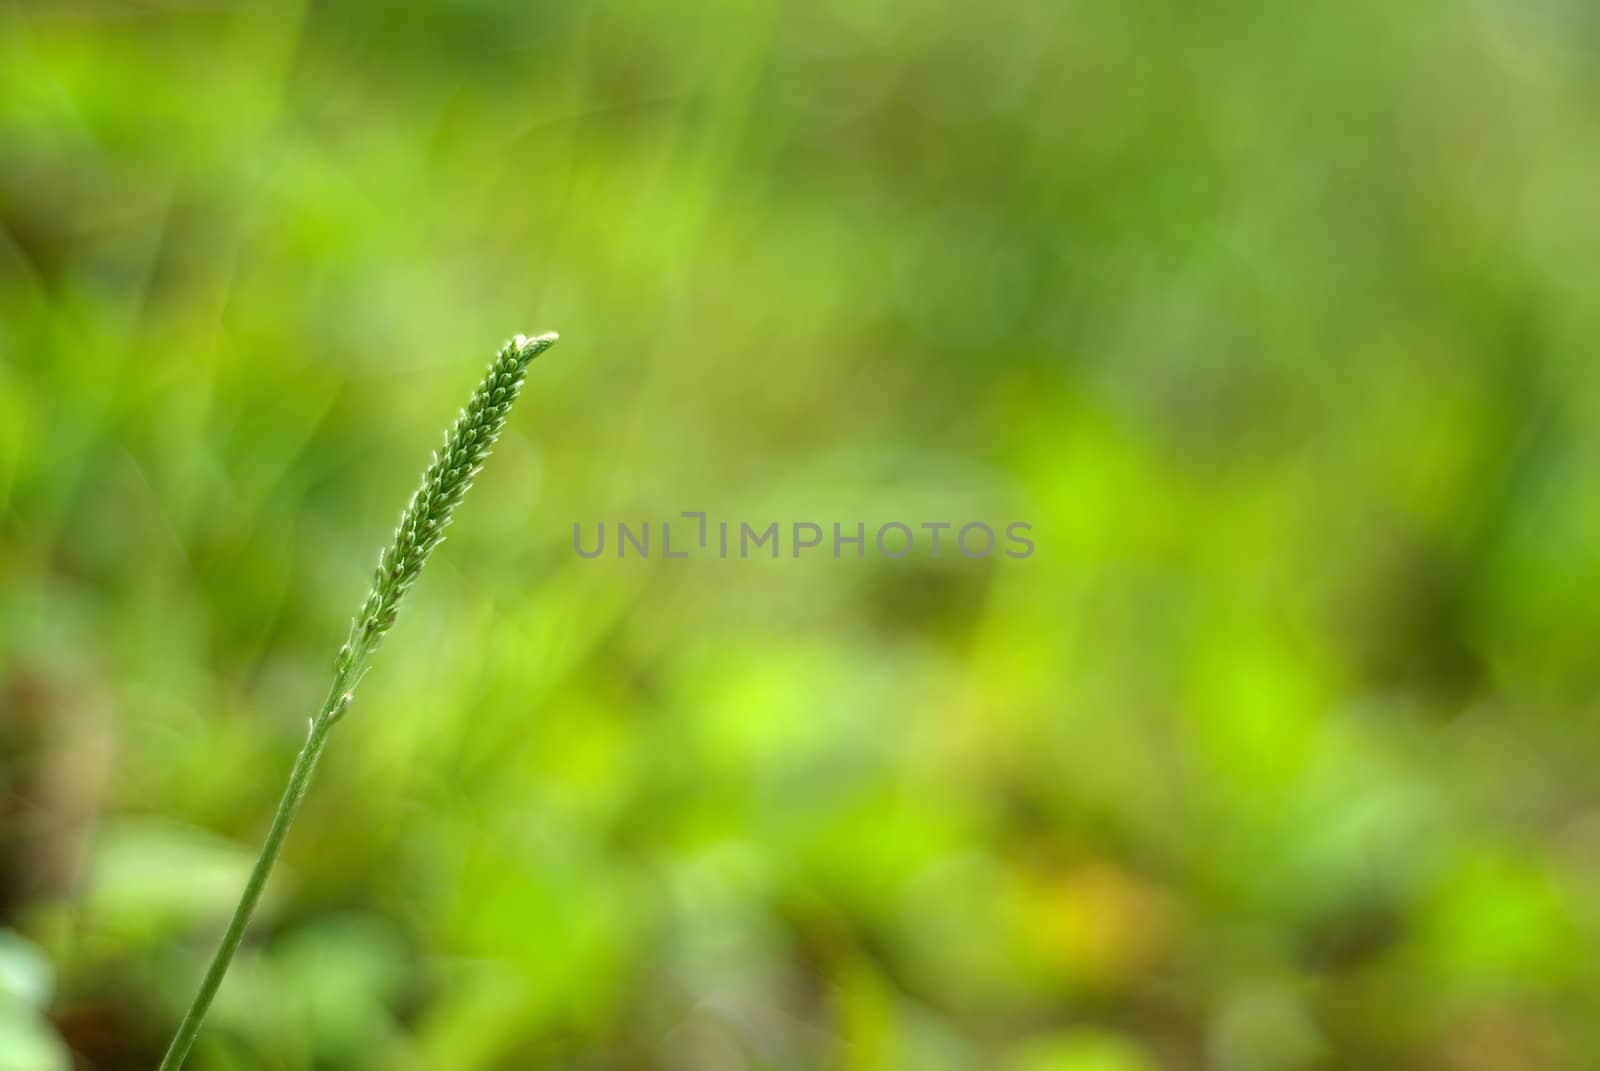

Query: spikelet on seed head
[337,333,558,675]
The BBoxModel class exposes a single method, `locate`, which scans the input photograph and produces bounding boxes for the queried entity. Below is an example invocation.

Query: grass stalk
[156,331,559,1071]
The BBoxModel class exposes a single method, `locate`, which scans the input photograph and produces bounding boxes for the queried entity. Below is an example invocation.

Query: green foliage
[4,1,1600,1069]
[0,932,69,1071]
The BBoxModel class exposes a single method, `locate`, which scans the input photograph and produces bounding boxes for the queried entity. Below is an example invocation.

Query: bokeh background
[5,1,1600,1068]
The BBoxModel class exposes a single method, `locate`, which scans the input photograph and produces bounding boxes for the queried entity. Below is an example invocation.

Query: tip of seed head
[513,332,559,359]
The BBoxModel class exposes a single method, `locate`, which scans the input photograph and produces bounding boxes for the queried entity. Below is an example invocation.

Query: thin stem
[155,333,554,1070]
[157,685,348,1071]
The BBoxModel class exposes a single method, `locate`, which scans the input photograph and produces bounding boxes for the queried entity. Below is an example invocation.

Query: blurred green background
[5,1,1600,1068]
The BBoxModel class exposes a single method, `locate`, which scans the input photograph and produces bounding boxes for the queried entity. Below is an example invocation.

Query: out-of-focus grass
[4,1,1600,1068]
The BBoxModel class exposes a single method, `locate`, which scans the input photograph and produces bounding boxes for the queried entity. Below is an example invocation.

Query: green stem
[155,332,553,1069]
[156,685,349,1071]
